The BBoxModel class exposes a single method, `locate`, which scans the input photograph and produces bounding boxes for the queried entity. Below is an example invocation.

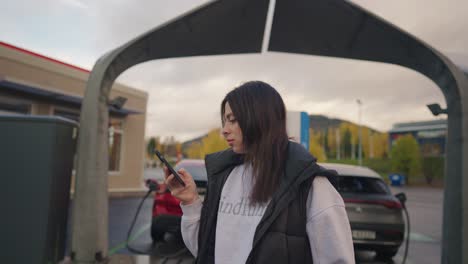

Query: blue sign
[300,111,309,150]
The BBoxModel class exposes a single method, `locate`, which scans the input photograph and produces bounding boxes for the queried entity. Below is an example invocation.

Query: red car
[150,159,207,242]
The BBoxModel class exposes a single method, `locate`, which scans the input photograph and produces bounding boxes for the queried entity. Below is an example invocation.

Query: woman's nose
[222,125,229,135]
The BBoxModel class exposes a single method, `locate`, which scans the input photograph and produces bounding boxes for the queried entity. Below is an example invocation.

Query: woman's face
[222,102,245,153]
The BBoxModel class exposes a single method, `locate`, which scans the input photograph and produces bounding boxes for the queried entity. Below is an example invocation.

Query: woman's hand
[164,167,200,205]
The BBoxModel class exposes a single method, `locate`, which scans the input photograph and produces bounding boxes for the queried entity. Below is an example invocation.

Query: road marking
[390,232,438,264]
[409,232,437,243]
[393,254,415,264]
[108,223,151,255]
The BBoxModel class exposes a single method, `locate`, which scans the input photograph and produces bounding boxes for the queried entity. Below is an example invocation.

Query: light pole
[357,99,363,166]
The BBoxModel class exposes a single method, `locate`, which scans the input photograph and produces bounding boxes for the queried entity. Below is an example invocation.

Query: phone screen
[154,150,186,187]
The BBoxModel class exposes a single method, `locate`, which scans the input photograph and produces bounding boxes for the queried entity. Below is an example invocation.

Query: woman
[165,81,355,263]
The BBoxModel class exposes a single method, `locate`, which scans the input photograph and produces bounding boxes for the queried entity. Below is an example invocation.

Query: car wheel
[376,248,398,260]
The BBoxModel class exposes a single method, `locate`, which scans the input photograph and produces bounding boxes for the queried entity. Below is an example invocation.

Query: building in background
[0,41,148,193]
[286,111,310,150]
[388,119,447,157]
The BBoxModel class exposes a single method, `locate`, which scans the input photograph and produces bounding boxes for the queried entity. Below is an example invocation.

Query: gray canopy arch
[71,0,468,263]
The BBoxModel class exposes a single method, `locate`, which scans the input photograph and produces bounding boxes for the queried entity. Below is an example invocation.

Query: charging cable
[125,180,158,254]
[396,193,410,264]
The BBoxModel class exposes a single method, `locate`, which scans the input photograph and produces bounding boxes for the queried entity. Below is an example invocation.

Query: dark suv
[321,163,405,259]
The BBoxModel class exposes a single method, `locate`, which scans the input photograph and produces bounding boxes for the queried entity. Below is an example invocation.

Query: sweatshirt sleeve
[180,198,203,257]
[306,176,355,264]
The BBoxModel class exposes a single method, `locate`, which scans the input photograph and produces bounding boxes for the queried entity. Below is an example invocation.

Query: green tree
[391,134,421,184]
[323,129,329,155]
[343,128,352,159]
[327,128,337,158]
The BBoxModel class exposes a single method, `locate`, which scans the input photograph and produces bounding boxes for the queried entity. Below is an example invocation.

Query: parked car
[150,160,405,260]
[150,159,207,242]
[320,163,405,259]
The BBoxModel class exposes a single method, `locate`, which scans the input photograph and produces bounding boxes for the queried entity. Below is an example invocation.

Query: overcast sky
[2,0,467,141]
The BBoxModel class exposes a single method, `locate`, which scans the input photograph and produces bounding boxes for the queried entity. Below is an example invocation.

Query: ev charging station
[0,115,78,263]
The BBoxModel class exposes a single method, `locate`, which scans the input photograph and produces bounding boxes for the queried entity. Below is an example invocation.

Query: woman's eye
[228,119,237,123]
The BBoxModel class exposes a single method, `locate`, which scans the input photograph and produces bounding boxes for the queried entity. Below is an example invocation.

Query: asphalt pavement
[390,186,443,264]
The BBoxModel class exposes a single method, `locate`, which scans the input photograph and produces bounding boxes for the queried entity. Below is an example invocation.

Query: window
[109,118,124,172]
[421,143,442,156]
[54,108,124,173]
[335,176,390,194]
[0,96,31,114]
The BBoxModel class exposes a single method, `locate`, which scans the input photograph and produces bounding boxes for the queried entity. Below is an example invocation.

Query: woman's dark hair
[221,81,289,204]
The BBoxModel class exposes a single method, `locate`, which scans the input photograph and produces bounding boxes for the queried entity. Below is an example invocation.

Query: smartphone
[154,150,186,187]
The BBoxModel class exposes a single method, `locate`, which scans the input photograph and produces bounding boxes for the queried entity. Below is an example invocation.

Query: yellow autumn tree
[372,133,389,158]
[356,126,371,158]
[202,128,229,155]
[186,142,204,159]
[327,128,337,157]
[348,123,359,147]
[176,142,182,154]
[186,128,229,159]
[309,128,327,162]
[337,122,390,159]
[354,127,388,159]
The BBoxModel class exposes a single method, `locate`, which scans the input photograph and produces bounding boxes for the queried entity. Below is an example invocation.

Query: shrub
[364,159,393,177]
[422,156,445,184]
[390,134,421,184]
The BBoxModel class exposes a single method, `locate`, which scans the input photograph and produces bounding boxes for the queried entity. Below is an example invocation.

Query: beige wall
[0,43,148,192]
[31,104,53,115]
[108,113,147,190]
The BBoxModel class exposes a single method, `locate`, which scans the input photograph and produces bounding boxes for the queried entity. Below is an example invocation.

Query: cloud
[61,0,89,10]
[351,0,468,53]
[115,52,445,141]
[1,0,463,141]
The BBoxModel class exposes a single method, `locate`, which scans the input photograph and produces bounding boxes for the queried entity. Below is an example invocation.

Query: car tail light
[344,198,402,209]
[152,183,183,217]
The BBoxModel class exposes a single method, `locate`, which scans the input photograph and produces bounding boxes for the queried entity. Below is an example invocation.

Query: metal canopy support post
[72,0,467,263]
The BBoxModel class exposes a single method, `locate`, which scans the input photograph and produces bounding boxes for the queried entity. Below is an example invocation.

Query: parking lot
[82,168,442,263]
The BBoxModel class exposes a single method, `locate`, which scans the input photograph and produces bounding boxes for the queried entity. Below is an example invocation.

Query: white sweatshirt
[181,164,355,264]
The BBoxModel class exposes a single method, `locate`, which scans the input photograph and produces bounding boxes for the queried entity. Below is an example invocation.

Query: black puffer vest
[195,141,337,264]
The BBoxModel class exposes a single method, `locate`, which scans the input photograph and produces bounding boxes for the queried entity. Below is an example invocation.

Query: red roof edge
[0,41,90,73]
